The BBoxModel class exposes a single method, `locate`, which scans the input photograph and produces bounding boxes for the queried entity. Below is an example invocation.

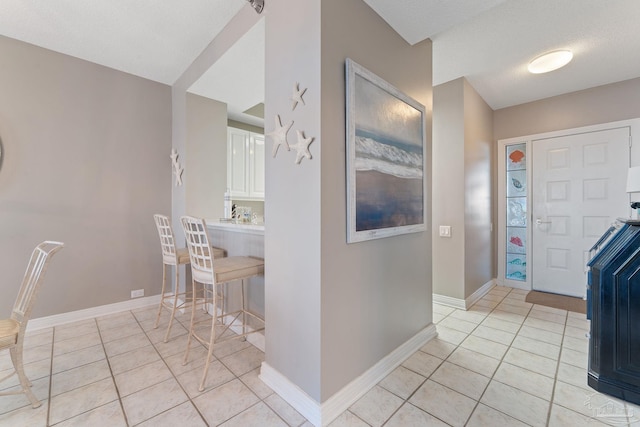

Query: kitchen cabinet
[227,127,264,200]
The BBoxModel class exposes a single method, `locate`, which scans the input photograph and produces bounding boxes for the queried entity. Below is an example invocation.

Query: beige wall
[494,77,640,141]
[228,119,264,134]
[261,0,433,403]
[432,78,494,301]
[186,93,227,220]
[319,0,433,402]
[264,0,322,401]
[463,79,494,296]
[0,35,171,317]
[432,79,465,299]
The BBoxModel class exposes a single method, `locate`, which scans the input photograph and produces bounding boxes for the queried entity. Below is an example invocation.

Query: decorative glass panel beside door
[506,144,527,281]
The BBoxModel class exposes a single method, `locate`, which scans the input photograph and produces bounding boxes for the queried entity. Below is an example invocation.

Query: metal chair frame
[180,216,264,391]
[0,241,64,408]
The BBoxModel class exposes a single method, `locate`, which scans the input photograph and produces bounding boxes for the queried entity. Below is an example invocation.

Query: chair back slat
[154,214,179,264]
[181,216,215,285]
[11,241,64,325]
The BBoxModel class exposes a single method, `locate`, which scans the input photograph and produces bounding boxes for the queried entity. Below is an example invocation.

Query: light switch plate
[439,225,452,237]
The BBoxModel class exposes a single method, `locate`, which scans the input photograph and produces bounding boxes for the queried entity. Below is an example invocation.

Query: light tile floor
[1,286,639,426]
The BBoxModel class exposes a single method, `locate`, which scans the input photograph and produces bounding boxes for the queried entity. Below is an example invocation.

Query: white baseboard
[433,294,466,310]
[506,281,530,291]
[465,280,495,308]
[27,294,161,332]
[433,279,495,310]
[27,294,266,352]
[259,323,438,427]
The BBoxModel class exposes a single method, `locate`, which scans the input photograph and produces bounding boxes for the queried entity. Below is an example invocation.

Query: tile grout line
[544,310,569,427]
[94,316,131,427]
[461,289,532,426]
[380,288,514,426]
[134,306,289,427]
[130,309,211,426]
[45,328,54,427]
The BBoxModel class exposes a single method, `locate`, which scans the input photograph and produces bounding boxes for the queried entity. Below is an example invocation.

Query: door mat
[525,290,586,314]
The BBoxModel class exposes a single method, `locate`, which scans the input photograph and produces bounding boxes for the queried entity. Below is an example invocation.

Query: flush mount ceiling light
[246,0,264,14]
[528,50,573,74]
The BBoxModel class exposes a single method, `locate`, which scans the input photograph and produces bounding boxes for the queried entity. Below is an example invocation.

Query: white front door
[531,127,630,297]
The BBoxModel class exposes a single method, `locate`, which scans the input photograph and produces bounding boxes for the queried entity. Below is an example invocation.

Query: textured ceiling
[430,0,640,109]
[366,0,640,109]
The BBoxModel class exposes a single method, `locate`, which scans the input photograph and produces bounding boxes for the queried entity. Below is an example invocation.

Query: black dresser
[587,219,640,404]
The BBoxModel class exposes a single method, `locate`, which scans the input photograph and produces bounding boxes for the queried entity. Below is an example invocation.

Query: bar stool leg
[199,294,218,392]
[241,279,247,337]
[163,263,180,342]
[154,263,168,329]
[10,346,40,408]
[183,278,198,366]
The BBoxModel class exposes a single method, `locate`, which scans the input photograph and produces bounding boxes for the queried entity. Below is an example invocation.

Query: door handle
[536,218,551,225]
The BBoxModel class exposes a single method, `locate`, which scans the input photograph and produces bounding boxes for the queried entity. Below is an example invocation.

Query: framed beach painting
[346,58,427,243]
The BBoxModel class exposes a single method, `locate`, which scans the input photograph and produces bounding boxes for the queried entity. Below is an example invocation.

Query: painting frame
[346,58,427,243]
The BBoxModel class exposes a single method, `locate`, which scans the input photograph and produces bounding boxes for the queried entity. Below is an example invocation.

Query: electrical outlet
[439,225,452,237]
[131,289,144,298]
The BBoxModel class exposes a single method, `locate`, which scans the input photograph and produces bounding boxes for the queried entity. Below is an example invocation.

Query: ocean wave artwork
[346,58,426,242]
[354,134,423,179]
[353,129,423,232]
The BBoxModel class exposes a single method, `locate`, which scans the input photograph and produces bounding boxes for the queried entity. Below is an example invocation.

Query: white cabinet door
[227,127,264,200]
[250,134,265,199]
[228,128,249,198]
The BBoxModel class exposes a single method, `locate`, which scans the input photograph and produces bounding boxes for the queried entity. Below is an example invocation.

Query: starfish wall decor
[291,82,307,111]
[290,130,314,164]
[267,81,316,164]
[170,149,184,186]
[266,114,294,158]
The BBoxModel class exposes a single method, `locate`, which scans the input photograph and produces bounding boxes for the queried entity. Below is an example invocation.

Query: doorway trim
[496,118,640,291]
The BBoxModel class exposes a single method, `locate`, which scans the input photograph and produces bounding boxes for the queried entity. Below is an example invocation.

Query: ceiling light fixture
[246,0,264,14]
[528,50,573,74]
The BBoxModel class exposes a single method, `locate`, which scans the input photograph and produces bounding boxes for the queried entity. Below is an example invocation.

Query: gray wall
[320,0,433,401]
[263,0,433,402]
[186,93,227,221]
[432,80,465,299]
[432,78,494,301]
[463,79,494,297]
[264,0,323,401]
[0,35,171,317]
[494,77,640,141]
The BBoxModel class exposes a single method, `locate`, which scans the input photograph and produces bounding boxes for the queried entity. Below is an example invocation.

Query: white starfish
[173,164,184,186]
[291,83,307,111]
[170,149,184,186]
[266,115,293,157]
[290,130,314,164]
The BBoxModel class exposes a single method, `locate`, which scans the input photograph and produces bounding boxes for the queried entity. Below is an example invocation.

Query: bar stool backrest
[11,241,65,328]
[181,216,215,285]
[154,214,180,265]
